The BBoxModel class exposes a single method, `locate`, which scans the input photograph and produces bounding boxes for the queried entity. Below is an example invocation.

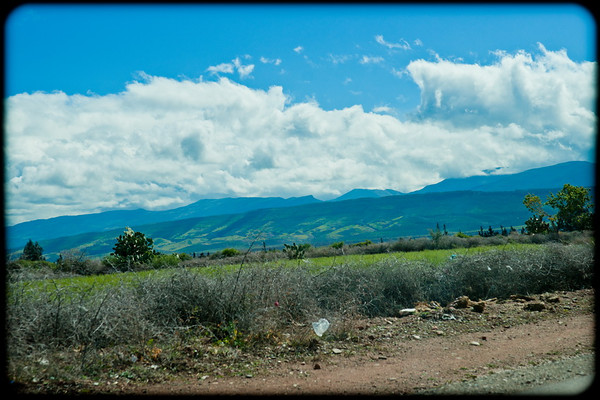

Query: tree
[523,193,550,234]
[110,227,157,270]
[20,239,44,261]
[545,184,594,231]
[523,184,594,233]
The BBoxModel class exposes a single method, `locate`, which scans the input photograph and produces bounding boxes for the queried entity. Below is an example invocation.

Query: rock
[471,301,486,313]
[412,335,421,340]
[469,341,481,346]
[313,363,321,370]
[524,302,546,312]
[542,295,560,303]
[511,294,536,302]
[332,348,343,354]
[451,296,471,309]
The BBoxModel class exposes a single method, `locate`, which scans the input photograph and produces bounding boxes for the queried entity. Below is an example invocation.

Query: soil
[12,288,596,396]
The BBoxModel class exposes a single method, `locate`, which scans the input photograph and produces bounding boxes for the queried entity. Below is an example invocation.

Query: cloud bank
[5,45,596,224]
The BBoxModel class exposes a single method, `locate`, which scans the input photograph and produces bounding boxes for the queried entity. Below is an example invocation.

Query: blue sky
[4,4,597,224]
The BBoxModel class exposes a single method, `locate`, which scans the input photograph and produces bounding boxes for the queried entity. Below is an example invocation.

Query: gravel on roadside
[418,352,595,395]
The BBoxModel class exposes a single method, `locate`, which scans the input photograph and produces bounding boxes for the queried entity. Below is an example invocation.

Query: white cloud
[207,58,254,79]
[406,43,596,147]
[5,44,596,224]
[206,62,234,75]
[232,57,254,79]
[359,55,384,64]
[260,56,282,66]
[293,45,304,54]
[375,34,411,50]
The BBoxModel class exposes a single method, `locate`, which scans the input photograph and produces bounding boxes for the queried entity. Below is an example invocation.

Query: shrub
[221,248,241,257]
[55,249,105,275]
[283,243,311,260]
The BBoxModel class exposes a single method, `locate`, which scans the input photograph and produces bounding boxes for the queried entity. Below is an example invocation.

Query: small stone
[434,330,444,336]
[332,348,343,354]
[313,363,321,370]
[412,335,421,340]
[245,374,253,378]
[469,341,481,346]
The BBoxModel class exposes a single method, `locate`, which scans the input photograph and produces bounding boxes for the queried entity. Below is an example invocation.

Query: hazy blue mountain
[414,161,594,194]
[6,195,321,249]
[27,188,559,261]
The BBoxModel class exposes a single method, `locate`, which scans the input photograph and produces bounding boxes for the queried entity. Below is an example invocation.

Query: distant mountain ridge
[20,188,567,261]
[413,161,594,194]
[6,195,321,249]
[6,160,594,253]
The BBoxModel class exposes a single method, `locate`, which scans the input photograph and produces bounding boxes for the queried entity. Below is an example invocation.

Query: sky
[4,3,597,225]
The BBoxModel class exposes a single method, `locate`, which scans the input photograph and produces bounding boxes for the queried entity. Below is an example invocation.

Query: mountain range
[5,160,595,260]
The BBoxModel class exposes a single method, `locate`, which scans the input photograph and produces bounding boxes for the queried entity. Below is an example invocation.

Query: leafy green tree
[523,193,550,234]
[545,184,594,231]
[20,239,45,261]
[523,184,593,233]
[111,227,157,270]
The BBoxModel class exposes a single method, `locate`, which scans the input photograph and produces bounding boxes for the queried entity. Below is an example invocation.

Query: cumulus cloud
[406,43,596,150]
[5,44,596,224]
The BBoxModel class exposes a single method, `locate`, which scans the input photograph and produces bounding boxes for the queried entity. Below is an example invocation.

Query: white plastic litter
[312,318,330,337]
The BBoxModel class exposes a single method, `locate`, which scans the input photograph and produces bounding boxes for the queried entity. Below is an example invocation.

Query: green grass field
[13,242,542,298]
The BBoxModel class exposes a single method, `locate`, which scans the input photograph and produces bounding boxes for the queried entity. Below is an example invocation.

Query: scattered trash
[312,318,330,337]
[399,308,416,317]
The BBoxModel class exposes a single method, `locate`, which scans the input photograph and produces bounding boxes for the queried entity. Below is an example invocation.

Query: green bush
[221,248,241,257]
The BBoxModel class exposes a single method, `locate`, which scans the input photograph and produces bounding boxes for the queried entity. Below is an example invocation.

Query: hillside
[30,188,560,261]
